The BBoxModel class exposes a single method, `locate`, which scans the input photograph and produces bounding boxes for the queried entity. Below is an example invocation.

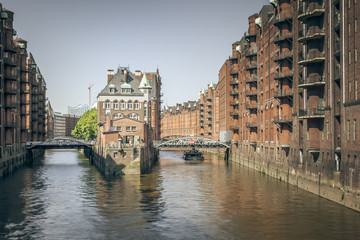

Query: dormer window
[121,83,132,94]
[109,84,116,93]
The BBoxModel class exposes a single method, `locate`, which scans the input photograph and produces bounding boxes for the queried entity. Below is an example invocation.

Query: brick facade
[0,5,46,159]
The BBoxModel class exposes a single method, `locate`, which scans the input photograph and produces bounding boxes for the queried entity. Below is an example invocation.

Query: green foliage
[71,108,97,140]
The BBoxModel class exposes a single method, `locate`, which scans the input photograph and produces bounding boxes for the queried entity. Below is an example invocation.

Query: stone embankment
[85,144,158,175]
[230,145,360,212]
[0,145,44,177]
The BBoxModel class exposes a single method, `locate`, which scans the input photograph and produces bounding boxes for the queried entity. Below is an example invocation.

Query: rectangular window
[349,51,352,64]
[126,126,131,132]
[349,0,351,8]
[355,80,358,100]
[349,23,351,36]
[356,49,358,62]
[356,19,358,33]
[347,120,350,140]
[327,122,329,140]
[116,126,122,131]
[354,120,357,140]
[349,82,352,101]
[307,125,309,140]
[132,126,137,132]
[113,152,118,158]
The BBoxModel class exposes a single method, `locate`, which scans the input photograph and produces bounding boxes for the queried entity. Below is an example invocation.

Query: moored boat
[183,147,204,160]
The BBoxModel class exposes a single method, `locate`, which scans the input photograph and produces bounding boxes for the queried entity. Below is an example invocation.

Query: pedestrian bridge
[155,137,230,149]
[26,137,94,150]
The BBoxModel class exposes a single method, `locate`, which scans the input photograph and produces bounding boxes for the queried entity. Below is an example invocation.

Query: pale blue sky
[2,0,269,113]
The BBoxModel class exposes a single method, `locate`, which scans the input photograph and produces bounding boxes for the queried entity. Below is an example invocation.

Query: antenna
[88,83,94,106]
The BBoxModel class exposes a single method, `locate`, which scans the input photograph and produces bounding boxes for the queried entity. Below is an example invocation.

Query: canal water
[0,150,360,240]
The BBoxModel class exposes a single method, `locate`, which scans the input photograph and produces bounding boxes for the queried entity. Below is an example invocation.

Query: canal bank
[0,145,44,177]
[2,150,360,240]
[85,144,158,175]
[230,144,360,212]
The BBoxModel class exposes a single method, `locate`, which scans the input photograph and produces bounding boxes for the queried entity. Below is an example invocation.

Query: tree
[72,108,97,140]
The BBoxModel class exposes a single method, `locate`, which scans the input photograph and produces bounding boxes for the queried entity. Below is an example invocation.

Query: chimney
[107,69,114,83]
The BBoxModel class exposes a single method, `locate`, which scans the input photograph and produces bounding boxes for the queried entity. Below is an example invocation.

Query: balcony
[245,32,256,41]
[20,64,28,72]
[4,86,17,95]
[245,89,257,96]
[298,26,325,43]
[230,89,239,96]
[298,50,325,65]
[245,61,257,70]
[274,51,293,62]
[4,57,17,66]
[274,88,293,99]
[274,71,293,81]
[229,55,238,62]
[230,110,239,116]
[230,79,239,85]
[5,71,19,81]
[298,2,325,21]
[298,75,325,88]
[5,121,17,128]
[4,43,17,52]
[246,75,258,83]
[274,31,293,44]
[230,124,239,130]
[230,100,239,106]
[245,103,257,110]
[274,12,293,26]
[230,65,239,75]
[273,115,293,124]
[5,100,17,108]
[245,48,257,58]
[299,100,325,119]
[245,121,258,128]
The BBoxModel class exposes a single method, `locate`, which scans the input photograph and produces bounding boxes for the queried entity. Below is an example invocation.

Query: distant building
[45,101,54,139]
[63,114,80,137]
[54,112,66,138]
[67,104,90,116]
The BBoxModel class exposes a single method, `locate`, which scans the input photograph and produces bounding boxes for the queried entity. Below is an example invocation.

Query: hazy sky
[2,0,269,113]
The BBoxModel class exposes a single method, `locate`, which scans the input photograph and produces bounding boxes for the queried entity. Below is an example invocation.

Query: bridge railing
[156,137,229,149]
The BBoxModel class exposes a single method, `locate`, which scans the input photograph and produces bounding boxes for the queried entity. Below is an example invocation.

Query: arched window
[128,100,133,110]
[120,100,125,110]
[113,113,123,119]
[113,100,119,110]
[105,100,110,109]
[134,100,139,110]
[128,113,139,120]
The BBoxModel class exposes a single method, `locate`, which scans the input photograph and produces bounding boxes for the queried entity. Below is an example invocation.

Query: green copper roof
[109,84,115,88]
[139,74,152,89]
[269,0,277,7]
[255,17,262,27]
[121,83,131,88]
[236,45,241,52]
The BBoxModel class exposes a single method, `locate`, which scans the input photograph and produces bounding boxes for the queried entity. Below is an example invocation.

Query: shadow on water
[0,149,360,240]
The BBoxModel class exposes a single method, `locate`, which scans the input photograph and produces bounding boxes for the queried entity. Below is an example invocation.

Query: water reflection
[0,150,359,240]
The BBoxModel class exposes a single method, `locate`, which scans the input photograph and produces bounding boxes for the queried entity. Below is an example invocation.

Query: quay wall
[85,144,158,175]
[231,144,360,212]
[0,145,44,177]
